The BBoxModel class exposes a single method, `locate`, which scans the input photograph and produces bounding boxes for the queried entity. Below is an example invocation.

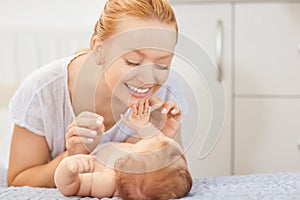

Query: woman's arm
[7,125,68,187]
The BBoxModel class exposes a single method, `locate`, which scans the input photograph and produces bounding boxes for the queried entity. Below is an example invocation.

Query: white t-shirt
[9,54,185,160]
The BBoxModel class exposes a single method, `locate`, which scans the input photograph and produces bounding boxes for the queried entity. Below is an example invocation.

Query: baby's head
[115,163,192,200]
[114,136,192,200]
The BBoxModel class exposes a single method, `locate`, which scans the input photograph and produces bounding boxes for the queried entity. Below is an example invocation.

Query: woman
[7,0,183,187]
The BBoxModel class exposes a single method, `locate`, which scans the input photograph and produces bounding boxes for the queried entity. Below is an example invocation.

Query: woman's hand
[66,112,105,156]
[149,96,182,139]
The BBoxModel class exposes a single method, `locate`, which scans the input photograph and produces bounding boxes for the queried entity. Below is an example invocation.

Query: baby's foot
[130,99,151,128]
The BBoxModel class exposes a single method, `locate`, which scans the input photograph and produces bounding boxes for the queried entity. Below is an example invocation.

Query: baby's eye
[124,59,140,67]
[154,64,170,70]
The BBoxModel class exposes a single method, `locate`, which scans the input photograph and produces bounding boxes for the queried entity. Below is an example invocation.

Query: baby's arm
[55,154,116,198]
[54,154,94,196]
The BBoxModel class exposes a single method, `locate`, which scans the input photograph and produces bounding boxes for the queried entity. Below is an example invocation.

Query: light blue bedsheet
[1,167,299,200]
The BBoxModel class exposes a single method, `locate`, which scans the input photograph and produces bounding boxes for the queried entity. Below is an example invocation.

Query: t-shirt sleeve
[9,81,44,136]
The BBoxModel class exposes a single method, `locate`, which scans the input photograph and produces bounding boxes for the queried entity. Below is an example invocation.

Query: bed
[1,167,299,199]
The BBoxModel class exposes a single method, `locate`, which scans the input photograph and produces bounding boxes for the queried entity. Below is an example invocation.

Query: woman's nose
[136,64,156,83]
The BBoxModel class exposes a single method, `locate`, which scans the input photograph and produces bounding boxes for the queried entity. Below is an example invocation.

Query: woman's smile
[124,83,154,98]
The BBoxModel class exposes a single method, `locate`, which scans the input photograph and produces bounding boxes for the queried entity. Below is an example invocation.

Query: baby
[54,100,192,199]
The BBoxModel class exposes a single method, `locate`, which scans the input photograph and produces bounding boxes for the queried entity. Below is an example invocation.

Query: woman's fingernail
[171,109,176,114]
[161,108,167,114]
[90,130,97,136]
[87,138,94,143]
[96,116,103,125]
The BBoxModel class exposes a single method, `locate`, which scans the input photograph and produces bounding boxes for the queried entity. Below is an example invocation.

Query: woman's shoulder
[23,55,74,88]
[8,55,77,113]
[12,55,76,98]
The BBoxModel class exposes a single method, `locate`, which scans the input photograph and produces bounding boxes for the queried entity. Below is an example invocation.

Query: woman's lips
[125,83,153,98]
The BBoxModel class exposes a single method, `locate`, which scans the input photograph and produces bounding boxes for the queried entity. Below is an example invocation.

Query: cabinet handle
[298,43,300,53]
[216,20,224,82]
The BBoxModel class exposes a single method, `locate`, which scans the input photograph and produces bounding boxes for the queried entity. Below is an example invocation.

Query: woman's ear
[93,44,105,65]
[91,35,101,49]
[91,35,105,65]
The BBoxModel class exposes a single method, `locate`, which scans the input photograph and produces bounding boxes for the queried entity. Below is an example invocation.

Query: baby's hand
[120,99,151,130]
[63,154,95,174]
[121,99,162,138]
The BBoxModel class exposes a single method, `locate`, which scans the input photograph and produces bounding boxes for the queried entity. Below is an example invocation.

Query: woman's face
[99,17,177,106]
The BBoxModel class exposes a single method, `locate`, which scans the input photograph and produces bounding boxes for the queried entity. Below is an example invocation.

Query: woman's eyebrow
[130,49,173,59]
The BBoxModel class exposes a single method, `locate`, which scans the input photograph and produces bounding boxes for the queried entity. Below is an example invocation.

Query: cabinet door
[235,99,300,174]
[235,3,300,95]
[234,3,300,174]
[171,4,232,178]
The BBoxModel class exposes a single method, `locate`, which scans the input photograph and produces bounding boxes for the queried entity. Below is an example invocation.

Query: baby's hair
[115,166,192,200]
[114,138,192,200]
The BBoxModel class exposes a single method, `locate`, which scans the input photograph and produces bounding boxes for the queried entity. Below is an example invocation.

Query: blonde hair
[91,0,178,46]
[115,166,192,200]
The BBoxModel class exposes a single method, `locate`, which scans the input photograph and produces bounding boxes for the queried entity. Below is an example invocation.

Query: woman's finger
[74,116,104,129]
[170,105,181,115]
[67,126,99,138]
[149,96,164,111]
[67,135,95,147]
[161,100,177,114]
[77,111,100,119]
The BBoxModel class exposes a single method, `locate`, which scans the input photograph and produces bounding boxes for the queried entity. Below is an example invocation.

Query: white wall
[0,0,105,30]
[0,0,106,169]
[0,0,106,81]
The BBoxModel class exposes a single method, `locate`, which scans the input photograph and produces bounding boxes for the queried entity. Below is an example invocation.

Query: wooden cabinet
[234,3,300,174]
[171,3,232,178]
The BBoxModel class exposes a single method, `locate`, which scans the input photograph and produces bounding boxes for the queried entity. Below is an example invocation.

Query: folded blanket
[1,171,299,200]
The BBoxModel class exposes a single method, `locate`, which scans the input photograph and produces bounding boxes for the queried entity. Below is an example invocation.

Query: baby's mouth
[125,83,153,97]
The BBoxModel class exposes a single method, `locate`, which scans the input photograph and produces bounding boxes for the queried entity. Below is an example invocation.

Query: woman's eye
[155,64,169,70]
[125,59,140,66]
